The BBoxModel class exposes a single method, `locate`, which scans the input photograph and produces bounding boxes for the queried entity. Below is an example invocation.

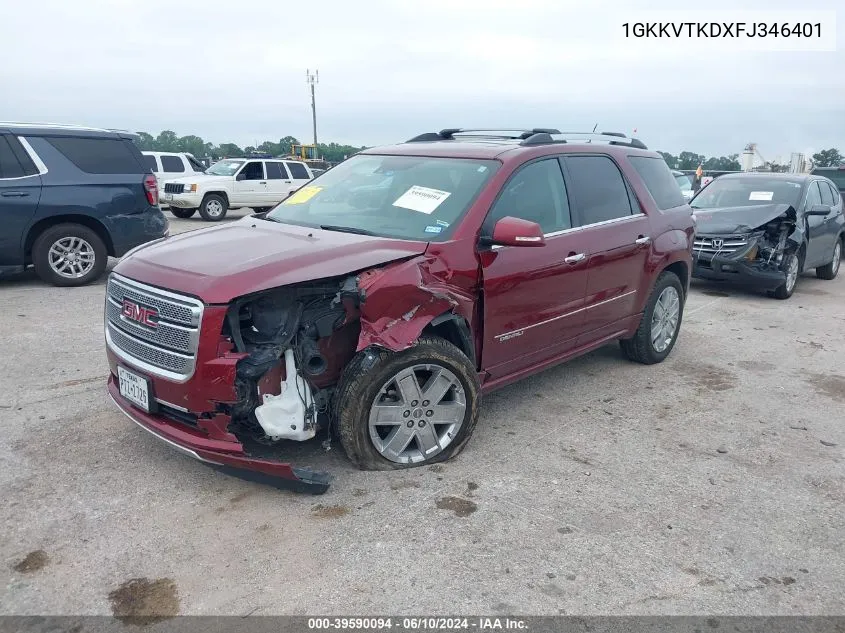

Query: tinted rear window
[286,161,310,179]
[563,155,633,225]
[161,155,185,172]
[0,136,26,179]
[265,162,289,179]
[629,156,686,210]
[143,155,158,171]
[46,136,142,174]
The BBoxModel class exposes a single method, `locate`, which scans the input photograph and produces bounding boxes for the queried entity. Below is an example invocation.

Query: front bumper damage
[107,376,331,494]
[692,250,787,290]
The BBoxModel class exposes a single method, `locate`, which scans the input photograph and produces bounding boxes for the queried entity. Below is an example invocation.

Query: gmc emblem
[121,298,159,328]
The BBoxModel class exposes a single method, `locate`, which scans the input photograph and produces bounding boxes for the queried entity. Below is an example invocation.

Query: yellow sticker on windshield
[283,186,322,205]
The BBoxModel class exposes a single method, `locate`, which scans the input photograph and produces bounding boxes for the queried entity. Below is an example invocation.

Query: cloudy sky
[3,0,842,161]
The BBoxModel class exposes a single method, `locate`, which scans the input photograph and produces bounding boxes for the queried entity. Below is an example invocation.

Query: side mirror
[489,216,545,247]
[236,173,246,181]
[807,204,831,216]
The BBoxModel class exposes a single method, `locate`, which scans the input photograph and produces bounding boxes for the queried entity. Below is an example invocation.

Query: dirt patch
[428,464,444,473]
[803,373,845,403]
[12,550,49,573]
[737,360,775,372]
[352,488,368,497]
[229,490,255,504]
[675,362,736,392]
[435,496,477,517]
[50,376,106,389]
[311,504,350,519]
[390,479,421,491]
[256,523,272,533]
[108,578,179,625]
[467,482,479,492]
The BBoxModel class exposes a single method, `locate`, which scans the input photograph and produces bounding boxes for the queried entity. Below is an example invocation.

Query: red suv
[105,128,695,493]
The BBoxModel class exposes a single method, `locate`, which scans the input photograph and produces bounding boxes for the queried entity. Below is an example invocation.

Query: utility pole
[306,69,319,154]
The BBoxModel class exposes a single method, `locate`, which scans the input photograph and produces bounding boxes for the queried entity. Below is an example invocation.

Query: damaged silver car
[690,173,844,299]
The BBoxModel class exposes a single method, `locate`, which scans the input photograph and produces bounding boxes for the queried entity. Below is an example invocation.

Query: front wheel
[815,239,842,280]
[170,207,196,219]
[772,251,801,299]
[335,336,480,470]
[620,270,684,365]
[198,194,228,221]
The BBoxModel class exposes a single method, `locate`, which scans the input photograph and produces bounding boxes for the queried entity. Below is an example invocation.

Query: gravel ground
[1,208,843,616]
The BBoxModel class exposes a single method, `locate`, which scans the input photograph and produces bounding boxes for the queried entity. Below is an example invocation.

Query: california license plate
[118,366,151,412]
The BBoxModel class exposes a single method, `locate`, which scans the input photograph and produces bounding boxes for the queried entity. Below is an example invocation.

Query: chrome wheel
[368,364,466,464]
[650,286,680,353]
[785,254,799,292]
[204,199,223,218]
[48,237,96,279]
[832,242,841,275]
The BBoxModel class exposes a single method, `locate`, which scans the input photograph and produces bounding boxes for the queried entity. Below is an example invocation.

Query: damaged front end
[691,204,802,289]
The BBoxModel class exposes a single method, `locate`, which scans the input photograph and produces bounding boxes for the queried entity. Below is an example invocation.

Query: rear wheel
[199,194,228,221]
[336,336,480,470]
[815,239,841,280]
[169,207,196,219]
[32,223,108,287]
[620,271,684,365]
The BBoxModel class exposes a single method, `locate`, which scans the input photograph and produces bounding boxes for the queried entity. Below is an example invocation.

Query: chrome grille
[105,273,204,382]
[693,234,749,255]
[164,183,185,194]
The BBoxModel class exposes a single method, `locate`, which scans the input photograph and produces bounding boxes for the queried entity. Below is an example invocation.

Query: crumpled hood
[113,218,429,304]
[692,203,795,234]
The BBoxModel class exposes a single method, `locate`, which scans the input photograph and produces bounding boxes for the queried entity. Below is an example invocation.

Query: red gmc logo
[121,298,158,328]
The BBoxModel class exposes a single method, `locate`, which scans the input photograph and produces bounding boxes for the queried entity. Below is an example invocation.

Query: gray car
[690,172,844,299]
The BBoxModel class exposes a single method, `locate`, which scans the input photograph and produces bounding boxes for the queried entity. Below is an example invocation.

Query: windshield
[206,159,244,176]
[674,173,692,190]
[691,177,804,209]
[265,154,499,241]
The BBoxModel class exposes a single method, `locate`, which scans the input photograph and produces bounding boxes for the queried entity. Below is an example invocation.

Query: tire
[335,335,481,470]
[198,194,228,221]
[815,238,842,280]
[32,223,108,287]
[772,250,802,300]
[170,207,196,219]
[620,271,684,365]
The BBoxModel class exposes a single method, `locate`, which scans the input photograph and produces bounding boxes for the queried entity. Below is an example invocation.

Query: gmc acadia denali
[104,128,695,493]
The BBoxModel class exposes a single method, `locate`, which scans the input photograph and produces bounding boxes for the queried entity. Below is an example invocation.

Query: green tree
[215,143,244,158]
[677,151,705,170]
[703,154,741,171]
[657,151,678,169]
[177,135,207,158]
[155,130,179,152]
[812,148,843,168]
[136,132,156,150]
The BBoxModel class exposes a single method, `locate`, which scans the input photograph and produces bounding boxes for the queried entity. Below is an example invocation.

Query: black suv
[810,165,845,196]
[0,123,168,286]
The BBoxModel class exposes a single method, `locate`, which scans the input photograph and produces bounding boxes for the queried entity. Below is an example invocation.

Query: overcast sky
[3,0,842,161]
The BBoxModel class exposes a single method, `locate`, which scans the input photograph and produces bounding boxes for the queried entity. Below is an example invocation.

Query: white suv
[161,157,313,221]
[142,152,206,208]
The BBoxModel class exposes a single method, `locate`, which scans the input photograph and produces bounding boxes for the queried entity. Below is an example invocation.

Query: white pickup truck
[161,157,314,220]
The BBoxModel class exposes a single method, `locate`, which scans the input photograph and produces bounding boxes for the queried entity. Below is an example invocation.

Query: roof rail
[406,128,562,142]
[520,132,648,150]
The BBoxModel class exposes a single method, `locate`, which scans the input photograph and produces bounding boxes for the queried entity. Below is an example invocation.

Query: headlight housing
[183,184,197,193]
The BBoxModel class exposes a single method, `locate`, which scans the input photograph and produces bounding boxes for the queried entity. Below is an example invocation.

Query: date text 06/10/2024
[307,618,528,630]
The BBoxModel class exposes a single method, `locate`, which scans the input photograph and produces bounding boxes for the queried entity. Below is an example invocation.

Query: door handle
[284,180,292,184]
[564,253,586,264]
[635,235,651,245]
[1,191,29,197]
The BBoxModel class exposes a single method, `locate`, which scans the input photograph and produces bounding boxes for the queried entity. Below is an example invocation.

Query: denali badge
[121,298,159,328]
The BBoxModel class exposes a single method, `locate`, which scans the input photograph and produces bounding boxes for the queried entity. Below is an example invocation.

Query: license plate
[118,366,151,412]
[164,193,173,201]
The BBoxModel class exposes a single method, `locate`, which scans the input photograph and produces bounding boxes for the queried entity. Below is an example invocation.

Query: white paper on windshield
[749,191,774,201]
[392,186,451,214]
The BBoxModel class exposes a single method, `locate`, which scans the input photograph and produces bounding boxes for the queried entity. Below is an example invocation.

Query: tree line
[659,148,843,172]
[134,131,367,163]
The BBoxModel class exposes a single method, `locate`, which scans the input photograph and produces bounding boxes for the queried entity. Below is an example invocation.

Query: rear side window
[827,182,840,204]
[143,155,158,172]
[46,137,142,174]
[0,135,39,178]
[286,161,310,179]
[265,162,290,180]
[161,155,185,173]
[563,155,633,225]
[628,156,686,210]
[818,180,834,205]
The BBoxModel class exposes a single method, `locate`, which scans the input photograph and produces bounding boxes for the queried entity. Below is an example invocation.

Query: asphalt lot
[2,208,844,617]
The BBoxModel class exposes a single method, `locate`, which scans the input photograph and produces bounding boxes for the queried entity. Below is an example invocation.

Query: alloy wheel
[650,286,680,353]
[48,237,96,279]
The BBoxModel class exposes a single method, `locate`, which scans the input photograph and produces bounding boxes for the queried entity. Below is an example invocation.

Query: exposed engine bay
[221,276,363,444]
[741,206,800,268]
